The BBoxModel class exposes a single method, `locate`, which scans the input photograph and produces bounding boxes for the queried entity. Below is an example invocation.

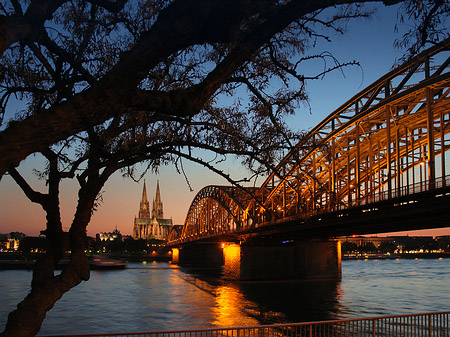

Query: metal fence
[40,311,450,337]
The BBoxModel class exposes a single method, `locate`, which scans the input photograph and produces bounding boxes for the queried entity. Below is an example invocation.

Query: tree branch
[8,168,48,205]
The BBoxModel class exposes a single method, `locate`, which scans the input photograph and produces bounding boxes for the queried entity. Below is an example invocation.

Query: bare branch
[8,167,47,205]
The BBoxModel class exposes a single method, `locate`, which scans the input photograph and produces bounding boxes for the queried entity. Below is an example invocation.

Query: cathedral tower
[133,180,173,240]
[139,180,151,219]
[152,180,164,219]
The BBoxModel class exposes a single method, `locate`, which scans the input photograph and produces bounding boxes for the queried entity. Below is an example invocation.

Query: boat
[89,256,127,270]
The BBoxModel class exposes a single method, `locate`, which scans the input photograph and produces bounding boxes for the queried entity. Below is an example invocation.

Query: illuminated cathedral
[133,180,173,241]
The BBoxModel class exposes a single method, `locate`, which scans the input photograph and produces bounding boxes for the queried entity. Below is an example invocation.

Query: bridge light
[171,248,179,264]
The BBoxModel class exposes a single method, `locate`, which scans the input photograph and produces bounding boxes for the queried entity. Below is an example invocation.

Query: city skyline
[1,3,449,238]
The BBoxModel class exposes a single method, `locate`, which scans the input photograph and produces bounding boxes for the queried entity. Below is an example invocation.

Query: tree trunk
[0,255,89,337]
[1,173,98,336]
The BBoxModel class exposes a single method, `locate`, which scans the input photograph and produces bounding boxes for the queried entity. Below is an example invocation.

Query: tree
[378,241,398,253]
[0,1,449,336]
[2,72,294,336]
[341,241,358,254]
[359,241,377,253]
[0,0,448,178]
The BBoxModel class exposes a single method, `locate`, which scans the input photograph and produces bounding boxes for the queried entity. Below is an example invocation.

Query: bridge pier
[224,240,341,281]
[174,240,341,281]
[173,242,224,267]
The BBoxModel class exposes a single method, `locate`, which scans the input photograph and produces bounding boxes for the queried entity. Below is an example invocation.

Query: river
[1,258,450,336]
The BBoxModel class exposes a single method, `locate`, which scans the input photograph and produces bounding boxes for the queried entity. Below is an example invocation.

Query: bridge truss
[169,38,450,244]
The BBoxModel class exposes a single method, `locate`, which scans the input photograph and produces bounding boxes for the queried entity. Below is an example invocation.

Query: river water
[1,258,450,336]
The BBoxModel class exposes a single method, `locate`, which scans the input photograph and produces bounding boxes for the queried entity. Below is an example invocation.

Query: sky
[0,3,449,238]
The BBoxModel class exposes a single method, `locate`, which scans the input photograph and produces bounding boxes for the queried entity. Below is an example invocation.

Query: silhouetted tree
[18,237,47,253]
[403,239,421,252]
[0,0,449,178]
[0,1,448,336]
[378,241,398,253]
[359,242,376,253]
[124,238,148,253]
[341,241,358,254]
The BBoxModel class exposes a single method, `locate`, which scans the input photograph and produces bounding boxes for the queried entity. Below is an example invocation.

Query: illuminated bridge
[167,39,450,280]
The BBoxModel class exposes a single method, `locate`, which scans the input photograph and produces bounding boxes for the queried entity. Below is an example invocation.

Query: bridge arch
[172,185,258,243]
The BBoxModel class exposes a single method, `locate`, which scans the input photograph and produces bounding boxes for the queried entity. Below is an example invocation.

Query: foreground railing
[40,311,450,337]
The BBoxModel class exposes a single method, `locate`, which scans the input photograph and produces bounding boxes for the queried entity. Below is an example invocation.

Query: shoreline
[1,251,450,270]
[343,252,450,260]
[0,252,171,270]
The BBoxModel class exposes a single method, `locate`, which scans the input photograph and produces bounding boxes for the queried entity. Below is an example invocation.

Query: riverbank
[343,252,450,260]
[2,251,450,270]
[0,251,171,270]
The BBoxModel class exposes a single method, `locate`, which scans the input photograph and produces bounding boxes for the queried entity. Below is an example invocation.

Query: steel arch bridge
[168,38,450,244]
[168,185,258,242]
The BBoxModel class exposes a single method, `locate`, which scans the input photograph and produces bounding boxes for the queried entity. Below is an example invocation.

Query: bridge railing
[359,175,450,206]
[39,311,450,337]
[297,174,450,220]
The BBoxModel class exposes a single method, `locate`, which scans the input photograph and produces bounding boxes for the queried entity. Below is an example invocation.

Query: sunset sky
[1,3,449,238]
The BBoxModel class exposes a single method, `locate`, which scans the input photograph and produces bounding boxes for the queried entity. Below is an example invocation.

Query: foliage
[378,241,398,253]
[341,241,358,253]
[0,0,449,336]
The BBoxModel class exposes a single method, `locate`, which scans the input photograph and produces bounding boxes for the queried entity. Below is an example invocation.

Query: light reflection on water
[0,259,450,336]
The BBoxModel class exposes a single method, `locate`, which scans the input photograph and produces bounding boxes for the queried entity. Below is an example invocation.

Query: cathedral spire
[133,179,172,240]
[152,179,164,219]
[155,180,161,204]
[139,179,150,219]
[142,179,148,204]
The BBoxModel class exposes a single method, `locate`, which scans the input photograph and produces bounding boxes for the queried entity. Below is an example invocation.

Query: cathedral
[133,180,173,241]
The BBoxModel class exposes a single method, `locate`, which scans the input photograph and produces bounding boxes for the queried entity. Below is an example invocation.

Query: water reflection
[3,259,449,336]
[212,285,259,327]
[237,280,343,324]
[183,267,343,327]
[165,267,218,330]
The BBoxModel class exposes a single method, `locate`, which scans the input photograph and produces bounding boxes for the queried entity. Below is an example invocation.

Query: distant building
[340,235,440,253]
[133,180,173,241]
[0,232,25,251]
[97,228,122,242]
[341,236,394,249]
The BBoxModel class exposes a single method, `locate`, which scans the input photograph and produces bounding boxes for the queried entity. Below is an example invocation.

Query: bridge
[167,38,450,281]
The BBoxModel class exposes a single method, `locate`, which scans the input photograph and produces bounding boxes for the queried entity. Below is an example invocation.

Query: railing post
[347,138,352,205]
[441,110,446,187]
[396,128,401,197]
[312,150,316,211]
[426,87,435,190]
[368,139,373,203]
[355,123,361,205]
[331,138,336,211]
[386,105,392,199]
[429,314,432,337]
[405,127,410,193]
[282,169,286,218]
